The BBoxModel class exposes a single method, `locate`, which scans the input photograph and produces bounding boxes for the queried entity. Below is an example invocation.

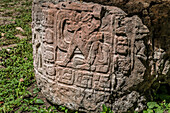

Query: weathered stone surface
[32,0,169,112]
[79,0,170,87]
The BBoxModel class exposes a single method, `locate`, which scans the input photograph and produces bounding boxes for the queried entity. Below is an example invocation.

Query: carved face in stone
[81,13,100,34]
[116,35,129,55]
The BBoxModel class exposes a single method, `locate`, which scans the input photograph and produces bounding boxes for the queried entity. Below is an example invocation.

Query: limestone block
[32,0,169,112]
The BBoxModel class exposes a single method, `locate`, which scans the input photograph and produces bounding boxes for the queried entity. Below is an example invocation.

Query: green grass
[0,40,34,112]
[0,0,32,47]
[143,101,170,113]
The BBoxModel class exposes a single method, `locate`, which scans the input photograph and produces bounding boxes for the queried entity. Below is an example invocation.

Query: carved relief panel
[32,1,149,112]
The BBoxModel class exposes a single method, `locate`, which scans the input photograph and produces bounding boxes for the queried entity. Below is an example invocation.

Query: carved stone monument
[32,0,159,112]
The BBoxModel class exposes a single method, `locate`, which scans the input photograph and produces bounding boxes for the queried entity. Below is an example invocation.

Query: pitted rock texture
[32,0,169,112]
[80,0,170,52]
[79,0,170,86]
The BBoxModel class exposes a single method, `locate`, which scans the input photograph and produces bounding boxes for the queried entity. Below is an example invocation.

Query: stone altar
[32,0,169,112]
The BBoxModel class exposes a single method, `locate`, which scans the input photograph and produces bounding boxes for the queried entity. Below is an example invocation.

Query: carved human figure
[88,40,110,72]
[56,12,102,67]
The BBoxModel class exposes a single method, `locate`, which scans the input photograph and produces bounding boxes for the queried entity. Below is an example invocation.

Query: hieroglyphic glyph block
[32,1,149,112]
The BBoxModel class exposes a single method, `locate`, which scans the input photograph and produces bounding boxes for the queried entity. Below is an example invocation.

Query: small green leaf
[154,108,164,113]
[34,98,44,104]
[65,109,68,113]
[109,110,113,113]
[0,93,3,96]
[26,91,32,95]
[47,106,52,111]
[59,106,66,110]
[168,103,170,108]
[23,99,29,103]
[30,99,34,104]
[147,109,153,113]
[143,110,148,113]
[102,104,107,112]
[30,106,39,111]
[33,88,39,94]
[39,108,47,113]
[147,102,159,109]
